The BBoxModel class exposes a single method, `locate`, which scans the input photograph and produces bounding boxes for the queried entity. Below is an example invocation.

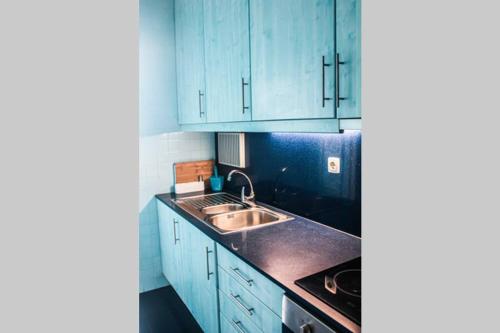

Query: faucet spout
[227,170,255,203]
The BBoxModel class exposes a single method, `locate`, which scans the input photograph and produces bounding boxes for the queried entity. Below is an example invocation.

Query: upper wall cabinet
[175,0,207,124]
[204,0,251,123]
[172,0,361,132]
[250,0,336,121]
[337,0,361,119]
[139,0,179,136]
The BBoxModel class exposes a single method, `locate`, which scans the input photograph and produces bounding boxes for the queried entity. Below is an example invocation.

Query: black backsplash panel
[216,131,361,237]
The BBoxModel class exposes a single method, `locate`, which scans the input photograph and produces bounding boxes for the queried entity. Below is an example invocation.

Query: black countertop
[155,192,361,333]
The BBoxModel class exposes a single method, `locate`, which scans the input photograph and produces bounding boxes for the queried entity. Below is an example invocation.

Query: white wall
[139,132,215,292]
[140,132,215,210]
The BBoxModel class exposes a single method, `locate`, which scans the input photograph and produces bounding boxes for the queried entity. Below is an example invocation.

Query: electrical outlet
[328,157,340,173]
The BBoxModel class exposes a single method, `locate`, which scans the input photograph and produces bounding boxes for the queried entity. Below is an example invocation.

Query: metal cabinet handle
[198,90,204,117]
[241,78,249,114]
[230,293,254,316]
[336,53,347,110]
[205,247,214,280]
[231,267,253,287]
[230,319,248,333]
[173,219,180,244]
[322,55,332,107]
[300,323,313,333]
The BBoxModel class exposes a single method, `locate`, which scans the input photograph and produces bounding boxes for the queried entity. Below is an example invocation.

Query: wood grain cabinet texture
[250,0,336,121]
[157,200,184,296]
[173,0,361,131]
[218,267,282,332]
[181,220,219,333]
[204,0,252,123]
[175,0,207,124]
[157,200,219,333]
[337,0,361,119]
[217,244,284,317]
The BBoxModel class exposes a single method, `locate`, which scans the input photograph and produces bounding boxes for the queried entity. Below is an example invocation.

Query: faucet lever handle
[241,186,245,202]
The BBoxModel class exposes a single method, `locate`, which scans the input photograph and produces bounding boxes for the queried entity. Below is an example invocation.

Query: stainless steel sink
[207,208,284,233]
[201,203,245,215]
[172,192,293,234]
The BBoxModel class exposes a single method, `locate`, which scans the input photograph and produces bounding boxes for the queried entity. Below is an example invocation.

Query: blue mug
[210,176,224,192]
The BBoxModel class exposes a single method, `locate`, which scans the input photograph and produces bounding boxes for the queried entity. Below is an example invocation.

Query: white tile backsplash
[139,131,215,211]
[139,131,215,292]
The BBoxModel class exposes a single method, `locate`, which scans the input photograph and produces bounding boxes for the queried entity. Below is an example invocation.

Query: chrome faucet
[227,170,255,204]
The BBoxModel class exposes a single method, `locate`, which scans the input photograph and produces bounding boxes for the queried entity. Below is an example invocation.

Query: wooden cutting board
[174,160,214,189]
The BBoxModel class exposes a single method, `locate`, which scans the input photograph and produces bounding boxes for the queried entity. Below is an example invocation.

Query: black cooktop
[295,257,361,325]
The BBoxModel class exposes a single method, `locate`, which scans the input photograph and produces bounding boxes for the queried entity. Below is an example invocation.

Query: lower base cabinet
[157,200,284,333]
[157,200,219,333]
[182,219,219,333]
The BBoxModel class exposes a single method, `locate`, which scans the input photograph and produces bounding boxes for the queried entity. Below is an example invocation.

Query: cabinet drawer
[219,267,281,333]
[220,312,238,333]
[217,244,284,316]
[219,306,262,333]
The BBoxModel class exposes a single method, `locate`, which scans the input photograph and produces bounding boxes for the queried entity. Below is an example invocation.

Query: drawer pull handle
[231,319,248,333]
[198,90,204,117]
[230,293,254,316]
[335,53,347,111]
[205,247,214,280]
[241,77,249,114]
[231,267,253,287]
[322,55,333,107]
[173,219,180,244]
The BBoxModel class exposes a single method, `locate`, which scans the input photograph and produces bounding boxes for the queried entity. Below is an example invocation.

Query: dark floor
[140,286,202,333]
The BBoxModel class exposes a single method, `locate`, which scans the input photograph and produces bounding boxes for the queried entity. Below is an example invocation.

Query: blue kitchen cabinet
[139,0,180,136]
[218,268,282,332]
[250,0,336,121]
[175,0,207,124]
[217,244,284,317]
[171,0,361,131]
[157,201,219,333]
[337,0,361,119]
[180,217,219,333]
[157,200,185,298]
[158,202,299,333]
[204,0,252,123]
[217,244,284,333]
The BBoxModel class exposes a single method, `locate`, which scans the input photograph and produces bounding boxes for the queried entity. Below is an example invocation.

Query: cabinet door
[250,0,335,120]
[196,288,219,333]
[181,220,219,333]
[204,0,251,123]
[177,216,195,312]
[175,0,207,124]
[337,0,361,118]
[190,223,217,292]
[157,201,183,295]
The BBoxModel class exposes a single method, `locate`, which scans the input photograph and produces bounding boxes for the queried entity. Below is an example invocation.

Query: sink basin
[172,192,293,234]
[201,203,245,215]
[207,208,284,233]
